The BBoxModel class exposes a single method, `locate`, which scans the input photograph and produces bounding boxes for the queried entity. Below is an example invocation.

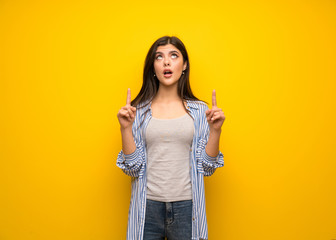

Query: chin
[158,77,179,87]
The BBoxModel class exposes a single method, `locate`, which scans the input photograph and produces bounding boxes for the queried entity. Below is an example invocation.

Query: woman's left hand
[205,90,226,131]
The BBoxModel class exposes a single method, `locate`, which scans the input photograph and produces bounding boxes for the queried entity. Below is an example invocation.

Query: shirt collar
[185,99,200,110]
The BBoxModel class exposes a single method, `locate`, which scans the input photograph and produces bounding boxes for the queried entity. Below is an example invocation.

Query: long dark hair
[131,36,201,109]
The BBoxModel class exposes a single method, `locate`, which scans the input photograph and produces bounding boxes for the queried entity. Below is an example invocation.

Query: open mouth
[163,69,173,78]
[164,70,173,75]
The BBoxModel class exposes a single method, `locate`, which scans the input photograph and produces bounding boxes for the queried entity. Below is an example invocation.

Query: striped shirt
[116,100,224,240]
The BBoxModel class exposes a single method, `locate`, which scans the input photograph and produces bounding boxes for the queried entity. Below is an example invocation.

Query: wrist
[120,126,132,133]
[209,128,222,135]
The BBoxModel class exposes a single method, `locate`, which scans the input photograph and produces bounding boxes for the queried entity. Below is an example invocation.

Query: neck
[154,84,181,103]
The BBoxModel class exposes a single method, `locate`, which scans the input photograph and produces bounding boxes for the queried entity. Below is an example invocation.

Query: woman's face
[153,44,187,87]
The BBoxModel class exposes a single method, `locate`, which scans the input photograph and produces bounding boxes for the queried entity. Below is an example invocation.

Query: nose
[163,57,170,66]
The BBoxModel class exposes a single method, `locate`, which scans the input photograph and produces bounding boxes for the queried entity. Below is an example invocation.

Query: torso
[145,113,194,202]
[146,97,193,202]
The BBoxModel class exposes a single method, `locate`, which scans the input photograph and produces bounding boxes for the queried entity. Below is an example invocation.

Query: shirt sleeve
[201,148,224,176]
[116,141,145,178]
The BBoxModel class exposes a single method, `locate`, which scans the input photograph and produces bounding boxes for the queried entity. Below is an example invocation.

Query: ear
[183,61,187,71]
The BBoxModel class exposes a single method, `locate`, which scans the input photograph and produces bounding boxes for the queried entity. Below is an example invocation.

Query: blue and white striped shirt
[117,100,224,240]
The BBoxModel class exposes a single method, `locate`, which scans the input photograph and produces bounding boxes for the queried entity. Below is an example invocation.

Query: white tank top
[145,113,194,202]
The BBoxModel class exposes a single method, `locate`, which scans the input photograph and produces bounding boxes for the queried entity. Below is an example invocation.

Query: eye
[155,55,162,60]
[171,53,178,59]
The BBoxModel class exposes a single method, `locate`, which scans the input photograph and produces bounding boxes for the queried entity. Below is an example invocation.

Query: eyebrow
[155,50,179,55]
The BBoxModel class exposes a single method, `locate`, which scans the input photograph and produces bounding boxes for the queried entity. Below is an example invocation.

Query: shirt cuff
[122,148,138,165]
[202,150,220,163]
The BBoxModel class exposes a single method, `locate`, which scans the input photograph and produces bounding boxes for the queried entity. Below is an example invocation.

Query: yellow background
[1,0,335,239]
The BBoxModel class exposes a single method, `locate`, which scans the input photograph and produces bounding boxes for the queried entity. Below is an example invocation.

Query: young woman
[117,36,225,240]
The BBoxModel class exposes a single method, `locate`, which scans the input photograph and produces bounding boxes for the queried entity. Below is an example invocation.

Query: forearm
[205,129,221,157]
[121,127,136,155]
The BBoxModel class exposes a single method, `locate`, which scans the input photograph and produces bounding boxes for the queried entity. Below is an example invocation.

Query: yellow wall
[1,0,335,239]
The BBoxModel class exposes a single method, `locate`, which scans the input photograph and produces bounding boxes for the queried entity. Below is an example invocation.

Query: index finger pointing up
[126,88,131,105]
[212,89,217,107]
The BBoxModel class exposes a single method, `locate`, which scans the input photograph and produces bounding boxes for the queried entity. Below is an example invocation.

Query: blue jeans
[143,199,192,240]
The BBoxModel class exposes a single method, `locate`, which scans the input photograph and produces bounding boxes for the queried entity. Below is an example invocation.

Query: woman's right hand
[117,88,136,130]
